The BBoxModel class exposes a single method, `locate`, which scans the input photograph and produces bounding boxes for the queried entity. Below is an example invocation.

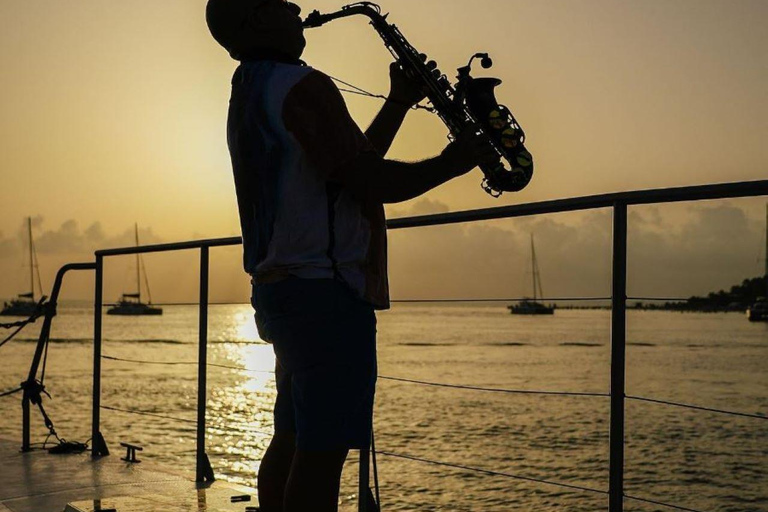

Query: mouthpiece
[302,10,324,28]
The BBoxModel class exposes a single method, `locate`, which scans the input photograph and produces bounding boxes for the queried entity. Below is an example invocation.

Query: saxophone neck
[303,2,386,28]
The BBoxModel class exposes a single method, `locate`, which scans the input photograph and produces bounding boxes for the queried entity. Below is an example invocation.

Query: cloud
[0,218,164,258]
[0,202,763,302]
[387,200,763,301]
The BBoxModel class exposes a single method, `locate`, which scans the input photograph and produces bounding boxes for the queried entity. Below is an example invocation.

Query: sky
[0,0,766,303]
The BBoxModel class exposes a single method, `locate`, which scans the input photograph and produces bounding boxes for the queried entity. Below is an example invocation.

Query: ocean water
[0,305,765,511]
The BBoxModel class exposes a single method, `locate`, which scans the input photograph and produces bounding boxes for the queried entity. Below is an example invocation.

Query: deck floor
[0,439,257,512]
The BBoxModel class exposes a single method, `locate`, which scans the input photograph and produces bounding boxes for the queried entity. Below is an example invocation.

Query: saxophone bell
[466,77,534,194]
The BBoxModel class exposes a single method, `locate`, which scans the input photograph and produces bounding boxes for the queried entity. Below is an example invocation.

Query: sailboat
[1,217,44,317]
[508,233,555,315]
[747,204,768,322]
[107,224,162,316]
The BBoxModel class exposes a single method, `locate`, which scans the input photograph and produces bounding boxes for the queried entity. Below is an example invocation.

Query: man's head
[206,0,305,61]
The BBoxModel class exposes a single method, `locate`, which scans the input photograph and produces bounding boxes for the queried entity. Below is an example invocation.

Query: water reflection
[206,309,278,485]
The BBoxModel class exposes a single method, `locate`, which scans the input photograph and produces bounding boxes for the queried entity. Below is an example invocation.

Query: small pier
[0,439,258,512]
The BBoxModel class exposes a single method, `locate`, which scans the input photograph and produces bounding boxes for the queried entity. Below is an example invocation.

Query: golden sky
[1,0,766,302]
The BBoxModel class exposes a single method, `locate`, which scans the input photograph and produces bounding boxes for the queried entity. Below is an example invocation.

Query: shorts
[251,277,377,451]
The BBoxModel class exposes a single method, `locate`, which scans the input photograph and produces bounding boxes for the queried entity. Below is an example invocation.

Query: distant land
[633,276,767,312]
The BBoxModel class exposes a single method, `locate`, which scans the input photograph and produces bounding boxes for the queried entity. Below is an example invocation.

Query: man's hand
[387,61,430,108]
[441,127,500,176]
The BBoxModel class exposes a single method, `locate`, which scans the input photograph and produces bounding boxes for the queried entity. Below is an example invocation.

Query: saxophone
[303,2,533,197]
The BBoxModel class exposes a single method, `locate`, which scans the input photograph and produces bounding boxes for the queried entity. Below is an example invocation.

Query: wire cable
[379,375,609,398]
[624,493,709,512]
[390,296,611,303]
[102,405,273,437]
[377,450,608,496]
[626,297,690,302]
[626,395,766,420]
[328,74,435,112]
[105,355,605,397]
[100,405,197,425]
[102,355,274,374]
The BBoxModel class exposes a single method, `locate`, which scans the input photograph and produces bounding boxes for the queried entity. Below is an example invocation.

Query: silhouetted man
[206,1,496,510]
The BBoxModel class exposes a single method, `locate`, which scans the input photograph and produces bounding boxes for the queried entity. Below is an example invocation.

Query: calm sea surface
[0,305,765,511]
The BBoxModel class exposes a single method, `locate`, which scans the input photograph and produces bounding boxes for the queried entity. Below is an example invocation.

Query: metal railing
[12,178,767,512]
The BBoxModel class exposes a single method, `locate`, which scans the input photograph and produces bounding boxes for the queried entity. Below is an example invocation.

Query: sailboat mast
[27,217,34,301]
[135,223,141,302]
[530,234,537,302]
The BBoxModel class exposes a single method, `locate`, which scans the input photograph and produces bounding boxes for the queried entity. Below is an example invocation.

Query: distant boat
[107,224,162,316]
[1,217,43,318]
[747,204,768,322]
[747,298,767,322]
[508,234,554,315]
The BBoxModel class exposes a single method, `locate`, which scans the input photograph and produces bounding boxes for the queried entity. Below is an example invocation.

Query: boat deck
[0,439,258,512]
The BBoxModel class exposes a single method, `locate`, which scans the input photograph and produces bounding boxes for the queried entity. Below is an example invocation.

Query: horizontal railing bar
[376,450,608,495]
[93,180,768,257]
[388,180,768,230]
[624,493,708,512]
[96,236,242,257]
[626,395,766,420]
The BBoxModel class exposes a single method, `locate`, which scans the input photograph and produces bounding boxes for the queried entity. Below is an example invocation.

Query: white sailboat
[747,204,768,321]
[107,224,162,316]
[1,217,43,317]
[508,233,555,315]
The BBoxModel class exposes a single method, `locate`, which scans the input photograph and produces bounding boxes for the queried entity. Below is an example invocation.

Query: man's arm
[364,63,426,157]
[338,129,497,204]
[365,99,409,157]
[282,69,496,204]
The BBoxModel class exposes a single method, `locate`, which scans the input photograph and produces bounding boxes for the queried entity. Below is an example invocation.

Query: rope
[0,386,23,398]
[1,317,37,329]
[102,355,274,374]
[0,297,48,348]
[100,405,197,425]
[380,375,609,398]
[624,493,709,512]
[377,450,608,496]
[626,395,766,420]
[0,323,29,348]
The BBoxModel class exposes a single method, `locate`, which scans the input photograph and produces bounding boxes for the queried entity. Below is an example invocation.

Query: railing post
[92,255,109,456]
[196,246,214,482]
[22,394,30,451]
[609,202,627,512]
[20,263,96,451]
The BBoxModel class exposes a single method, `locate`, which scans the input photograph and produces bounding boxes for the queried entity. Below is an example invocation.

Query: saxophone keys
[488,110,507,130]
